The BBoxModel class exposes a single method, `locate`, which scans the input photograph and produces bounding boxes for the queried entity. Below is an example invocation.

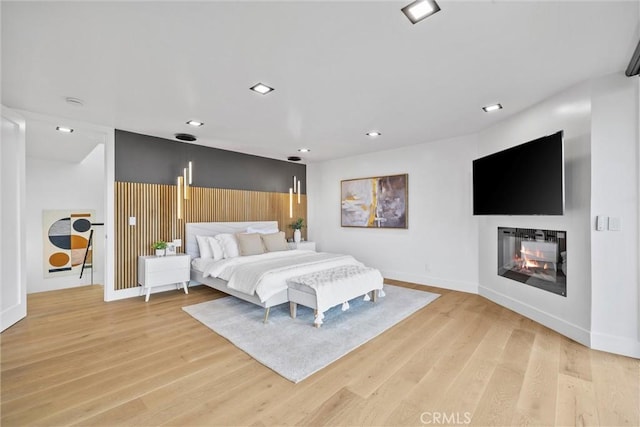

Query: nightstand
[288,241,316,251]
[138,253,190,302]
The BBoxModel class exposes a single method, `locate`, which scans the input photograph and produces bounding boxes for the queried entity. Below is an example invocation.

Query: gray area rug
[182,285,439,383]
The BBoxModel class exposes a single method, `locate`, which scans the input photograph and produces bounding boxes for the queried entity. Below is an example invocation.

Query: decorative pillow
[196,235,214,259]
[207,236,224,261]
[215,233,239,258]
[261,231,289,252]
[236,233,266,256]
[246,226,279,234]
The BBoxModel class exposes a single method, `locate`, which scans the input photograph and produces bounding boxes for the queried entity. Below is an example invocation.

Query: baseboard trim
[591,332,640,359]
[381,270,478,294]
[478,285,591,347]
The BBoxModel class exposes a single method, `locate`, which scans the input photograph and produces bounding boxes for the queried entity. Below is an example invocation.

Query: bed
[185,221,383,324]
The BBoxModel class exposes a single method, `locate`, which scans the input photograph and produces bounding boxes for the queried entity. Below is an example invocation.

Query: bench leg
[372,290,378,303]
[314,310,323,328]
[290,302,298,319]
[263,307,270,324]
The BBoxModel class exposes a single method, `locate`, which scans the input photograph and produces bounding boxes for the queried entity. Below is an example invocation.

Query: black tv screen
[473,131,564,215]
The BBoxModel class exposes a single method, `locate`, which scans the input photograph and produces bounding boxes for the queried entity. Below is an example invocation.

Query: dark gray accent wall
[115,130,306,193]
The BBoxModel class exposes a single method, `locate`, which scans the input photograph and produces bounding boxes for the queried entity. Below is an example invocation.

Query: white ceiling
[25,119,105,163]
[2,1,639,163]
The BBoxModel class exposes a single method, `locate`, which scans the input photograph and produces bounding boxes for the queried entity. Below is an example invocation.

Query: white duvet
[200,250,364,302]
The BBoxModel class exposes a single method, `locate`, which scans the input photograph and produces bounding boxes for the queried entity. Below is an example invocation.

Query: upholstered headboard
[185,221,279,259]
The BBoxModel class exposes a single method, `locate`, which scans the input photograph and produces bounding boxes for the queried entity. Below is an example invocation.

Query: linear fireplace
[498,227,567,296]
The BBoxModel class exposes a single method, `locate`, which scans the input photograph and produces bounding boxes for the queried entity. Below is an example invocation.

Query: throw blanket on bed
[202,251,363,302]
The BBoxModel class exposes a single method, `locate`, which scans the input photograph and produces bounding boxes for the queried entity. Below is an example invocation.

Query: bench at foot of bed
[287,265,385,327]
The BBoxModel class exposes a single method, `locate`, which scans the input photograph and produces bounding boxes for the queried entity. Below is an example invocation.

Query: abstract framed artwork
[341,174,408,228]
[43,210,94,277]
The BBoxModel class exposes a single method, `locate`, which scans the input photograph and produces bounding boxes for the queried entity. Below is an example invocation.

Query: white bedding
[198,250,364,302]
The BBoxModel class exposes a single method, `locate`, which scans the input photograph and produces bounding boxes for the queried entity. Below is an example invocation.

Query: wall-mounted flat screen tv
[473,131,564,215]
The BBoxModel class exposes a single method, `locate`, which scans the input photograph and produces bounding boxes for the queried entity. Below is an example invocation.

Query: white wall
[26,144,105,293]
[1,107,27,331]
[590,73,639,357]
[308,134,479,293]
[476,82,593,346]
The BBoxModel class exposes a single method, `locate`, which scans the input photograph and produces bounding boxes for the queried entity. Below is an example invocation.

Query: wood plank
[590,348,640,426]
[555,373,600,426]
[512,324,561,425]
[466,328,536,426]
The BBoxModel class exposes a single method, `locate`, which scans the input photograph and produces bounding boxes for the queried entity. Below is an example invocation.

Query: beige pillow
[236,233,265,256]
[261,231,289,252]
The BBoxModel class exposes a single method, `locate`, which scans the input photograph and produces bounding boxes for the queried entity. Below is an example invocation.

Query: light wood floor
[1,281,638,426]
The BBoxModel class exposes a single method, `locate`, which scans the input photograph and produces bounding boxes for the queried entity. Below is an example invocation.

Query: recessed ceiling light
[186,120,204,127]
[401,0,441,24]
[298,148,311,153]
[250,83,274,95]
[482,103,503,113]
[366,131,381,137]
[56,126,74,133]
[175,133,197,142]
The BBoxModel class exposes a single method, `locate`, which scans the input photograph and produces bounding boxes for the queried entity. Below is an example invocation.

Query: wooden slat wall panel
[115,182,307,290]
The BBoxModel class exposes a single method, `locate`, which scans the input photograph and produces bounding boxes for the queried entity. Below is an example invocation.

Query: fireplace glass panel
[498,227,566,296]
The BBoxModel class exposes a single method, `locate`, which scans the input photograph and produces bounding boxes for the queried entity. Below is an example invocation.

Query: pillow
[215,233,239,258]
[246,226,279,235]
[207,236,224,261]
[196,235,214,259]
[261,231,289,252]
[236,233,266,256]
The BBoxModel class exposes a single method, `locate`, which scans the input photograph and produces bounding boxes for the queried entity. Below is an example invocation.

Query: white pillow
[207,236,224,261]
[215,233,239,258]
[246,226,279,234]
[196,235,213,259]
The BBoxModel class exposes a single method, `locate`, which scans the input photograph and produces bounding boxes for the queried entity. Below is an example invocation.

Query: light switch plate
[128,216,136,226]
[608,217,621,231]
[173,239,182,248]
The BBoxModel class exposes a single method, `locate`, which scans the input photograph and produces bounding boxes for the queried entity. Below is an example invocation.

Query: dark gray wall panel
[115,130,306,193]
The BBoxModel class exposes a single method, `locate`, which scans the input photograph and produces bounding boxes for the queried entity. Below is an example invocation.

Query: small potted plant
[289,218,305,243]
[152,240,168,257]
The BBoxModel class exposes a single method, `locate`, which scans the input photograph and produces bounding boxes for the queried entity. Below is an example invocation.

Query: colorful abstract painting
[341,174,408,228]
[43,210,94,277]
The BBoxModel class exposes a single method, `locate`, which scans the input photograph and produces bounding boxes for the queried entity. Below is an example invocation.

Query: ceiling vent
[175,133,197,142]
